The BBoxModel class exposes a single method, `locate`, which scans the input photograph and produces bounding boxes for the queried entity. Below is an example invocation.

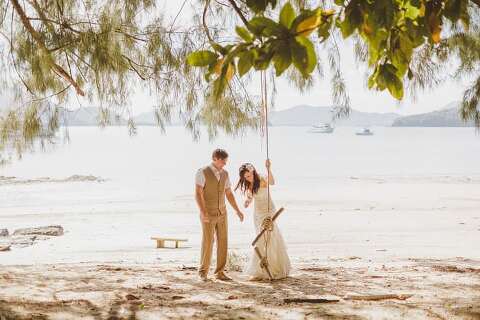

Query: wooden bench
[151,237,188,248]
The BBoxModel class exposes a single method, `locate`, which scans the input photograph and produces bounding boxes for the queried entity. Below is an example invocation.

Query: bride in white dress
[235,159,291,280]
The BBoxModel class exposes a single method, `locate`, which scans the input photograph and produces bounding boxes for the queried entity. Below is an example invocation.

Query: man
[195,148,244,281]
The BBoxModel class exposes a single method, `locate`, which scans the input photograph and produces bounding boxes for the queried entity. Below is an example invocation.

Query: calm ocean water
[1,126,479,215]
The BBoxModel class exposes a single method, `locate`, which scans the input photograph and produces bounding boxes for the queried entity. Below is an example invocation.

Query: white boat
[356,128,374,136]
[308,123,334,133]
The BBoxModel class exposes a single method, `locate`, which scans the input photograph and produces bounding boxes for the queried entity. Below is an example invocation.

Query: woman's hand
[265,159,271,170]
[261,216,274,231]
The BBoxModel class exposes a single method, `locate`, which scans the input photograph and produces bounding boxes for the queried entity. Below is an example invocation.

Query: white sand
[1,176,480,319]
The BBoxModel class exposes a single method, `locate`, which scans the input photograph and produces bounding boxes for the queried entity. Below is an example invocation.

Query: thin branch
[10,0,85,96]
[23,84,72,105]
[202,0,213,42]
[26,16,82,33]
[226,0,249,27]
[471,0,480,8]
[169,0,188,32]
[121,54,146,80]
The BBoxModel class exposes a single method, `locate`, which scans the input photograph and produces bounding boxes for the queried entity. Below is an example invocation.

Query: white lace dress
[245,186,291,280]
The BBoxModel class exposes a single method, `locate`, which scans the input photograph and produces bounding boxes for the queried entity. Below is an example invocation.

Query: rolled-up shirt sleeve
[195,168,205,188]
[225,174,231,190]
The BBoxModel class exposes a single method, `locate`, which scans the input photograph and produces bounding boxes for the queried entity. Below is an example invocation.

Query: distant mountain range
[55,102,474,127]
[58,107,126,126]
[269,105,399,127]
[392,102,474,127]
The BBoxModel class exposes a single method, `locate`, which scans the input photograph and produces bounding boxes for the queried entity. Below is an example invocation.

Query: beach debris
[13,225,64,237]
[0,175,104,185]
[180,265,197,271]
[97,265,124,272]
[432,265,480,274]
[0,245,10,252]
[328,256,362,262]
[284,298,340,303]
[171,295,185,300]
[140,284,170,291]
[5,235,37,248]
[125,294,140,300]
[227,295,238,300]
[344,294,413,301]
[300,267,330,272]
[0,229,8,237]
[65,175,104,182]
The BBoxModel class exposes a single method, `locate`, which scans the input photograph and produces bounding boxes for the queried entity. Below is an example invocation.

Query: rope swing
[251,71,285,281]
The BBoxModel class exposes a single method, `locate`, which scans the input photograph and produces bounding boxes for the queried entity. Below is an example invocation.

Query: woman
[235,159,291,280]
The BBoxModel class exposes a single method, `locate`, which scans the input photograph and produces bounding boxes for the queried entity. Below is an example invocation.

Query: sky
[151,1,470,116]
[116,0,468,115]
[0,1,471,117]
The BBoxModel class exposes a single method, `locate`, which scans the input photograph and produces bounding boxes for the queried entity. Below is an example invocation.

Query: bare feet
[215,272,233,281]
[199,273,209,282]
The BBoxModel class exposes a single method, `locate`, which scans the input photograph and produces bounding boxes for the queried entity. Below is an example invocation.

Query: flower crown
[241,163,255,172]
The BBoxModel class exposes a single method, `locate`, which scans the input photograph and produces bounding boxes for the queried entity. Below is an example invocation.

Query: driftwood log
[344,294,413,301]
[284,298,340,303]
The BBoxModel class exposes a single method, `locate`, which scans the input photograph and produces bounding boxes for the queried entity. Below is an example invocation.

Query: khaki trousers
[198,215,228,276]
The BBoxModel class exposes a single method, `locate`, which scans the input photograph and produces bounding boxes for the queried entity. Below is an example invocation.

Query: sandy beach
[1,258,479,319]
[1,175,480,319]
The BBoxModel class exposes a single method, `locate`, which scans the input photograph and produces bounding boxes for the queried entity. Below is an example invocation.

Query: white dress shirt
[195,164,231,190]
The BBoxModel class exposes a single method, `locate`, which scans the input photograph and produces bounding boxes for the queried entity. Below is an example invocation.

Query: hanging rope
[259,70,273,279]
[261,70,270,209]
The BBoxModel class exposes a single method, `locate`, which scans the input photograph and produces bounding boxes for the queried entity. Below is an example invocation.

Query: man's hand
[200,211,210,223]
[236,210,244,222]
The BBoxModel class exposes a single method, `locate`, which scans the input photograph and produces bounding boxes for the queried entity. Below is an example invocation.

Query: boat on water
[308,123,334,133]
[356,128,374,136]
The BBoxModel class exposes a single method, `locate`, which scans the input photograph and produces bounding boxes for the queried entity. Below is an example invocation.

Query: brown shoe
[215,272,232,281]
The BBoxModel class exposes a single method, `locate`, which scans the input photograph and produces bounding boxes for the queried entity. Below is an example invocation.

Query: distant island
[269,105,399,127]
[392,102,474,127]
[55,102,474,127]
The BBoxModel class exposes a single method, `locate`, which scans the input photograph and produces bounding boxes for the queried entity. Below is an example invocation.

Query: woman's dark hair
[235,163,261,195]
[212,148,228,160]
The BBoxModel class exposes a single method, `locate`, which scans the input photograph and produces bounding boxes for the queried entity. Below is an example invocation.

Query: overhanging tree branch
[226,0,249,28]
[202,0,213,42]
[10,0,85,96]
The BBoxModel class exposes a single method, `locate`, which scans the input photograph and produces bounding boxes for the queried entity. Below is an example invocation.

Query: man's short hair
[212,148,228,160]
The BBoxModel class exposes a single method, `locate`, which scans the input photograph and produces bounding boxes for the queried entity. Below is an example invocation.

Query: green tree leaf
[273,41,292,76]
[279,2,296,29]
[291,36,316,77]
[246,0,277,14]
[237,51,254,76]
[318,16,333,42]
[248,17,284,37]
[253,45,274,70]
[187,50,218,66]
[235,26,254,42]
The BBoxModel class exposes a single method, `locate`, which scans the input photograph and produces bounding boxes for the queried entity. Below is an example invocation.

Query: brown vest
[203,167,227,216]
